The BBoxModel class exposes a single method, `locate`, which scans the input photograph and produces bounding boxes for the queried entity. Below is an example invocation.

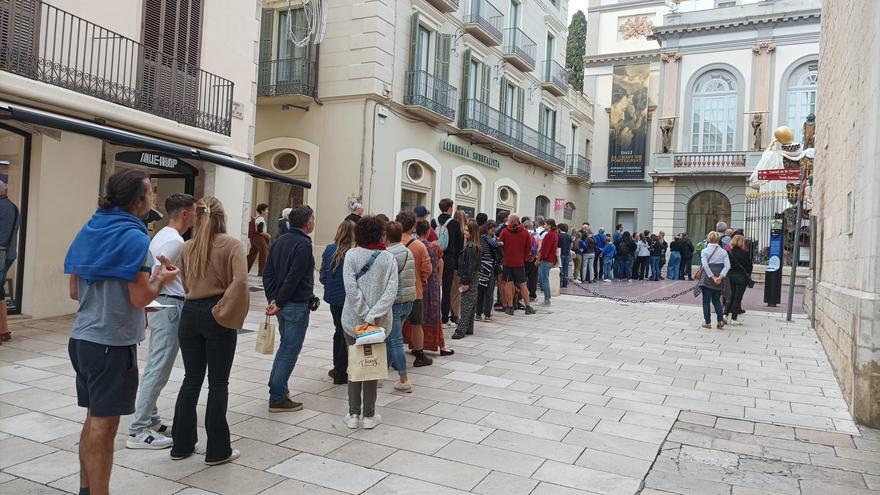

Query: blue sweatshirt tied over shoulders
[64,207,150,282]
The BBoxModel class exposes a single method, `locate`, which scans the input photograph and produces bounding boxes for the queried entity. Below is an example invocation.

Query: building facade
[254,0,593,248]
[0,0,293,319]
[584,0,820,244]
[809,0,879,427]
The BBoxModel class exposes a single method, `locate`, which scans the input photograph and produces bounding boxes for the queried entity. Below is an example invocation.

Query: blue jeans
[702,288,723,324]
[603,258,614,279]
[560,255,570,286]
[667,252,681,280]
[650,256,662,281]
[387,302,412,377]
[620,254,634,279]
[129,295,183,435]
[614,256,623,279]
[268,302,310,404]
[539,261,553,301]
[582,254,594,282]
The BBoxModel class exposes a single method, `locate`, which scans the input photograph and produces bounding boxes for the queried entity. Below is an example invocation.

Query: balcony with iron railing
[541,60,568,97]
[502,27,536,72]
[426,0,459,13]
[652,150,763,176]
[404,70,457,123]
[257,57,317,103]
[566,154,590,182]
[463,0,504,46]
[0,0,234,135]
[458,98,565,170]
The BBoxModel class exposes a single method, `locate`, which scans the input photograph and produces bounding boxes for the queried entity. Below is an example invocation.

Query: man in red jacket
[537,219,559,305]
[498,214,536,315]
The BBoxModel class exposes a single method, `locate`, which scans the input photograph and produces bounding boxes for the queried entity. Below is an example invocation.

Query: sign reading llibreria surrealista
[608,63,650,180]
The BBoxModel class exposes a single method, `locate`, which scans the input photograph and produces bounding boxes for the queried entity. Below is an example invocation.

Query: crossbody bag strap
[355,250,382,281]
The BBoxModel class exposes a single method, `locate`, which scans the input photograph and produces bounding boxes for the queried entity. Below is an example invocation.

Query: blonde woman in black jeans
[724,234,752,326]
[172,197,249,465]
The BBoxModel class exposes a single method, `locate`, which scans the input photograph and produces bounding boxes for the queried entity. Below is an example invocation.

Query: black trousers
[725,274,749,318]
[594,253,602,280]
[441,260,455,323]
[172,298,237,462]
[330,304,348,380]
[525,261,538,300]
[635,256,649,279]
[681,256,693,280]
[476,275,496,317]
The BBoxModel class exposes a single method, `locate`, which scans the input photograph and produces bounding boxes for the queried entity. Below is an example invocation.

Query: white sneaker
[343,413,361,429]
[127,430,173,450]
[604,279,611,282]
[362,414,382,430]
[205,449,240,466]
[393,379,413,392]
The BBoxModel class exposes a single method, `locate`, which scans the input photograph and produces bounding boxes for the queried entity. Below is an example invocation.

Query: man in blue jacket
[263,205,316,413]
[593,227,606,281]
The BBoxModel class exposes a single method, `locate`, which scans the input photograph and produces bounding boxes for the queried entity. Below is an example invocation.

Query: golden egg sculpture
[774,126,795,145]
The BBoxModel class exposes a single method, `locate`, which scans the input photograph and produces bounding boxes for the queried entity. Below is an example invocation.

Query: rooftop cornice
[652,8,821,41]
[584,49,659,67]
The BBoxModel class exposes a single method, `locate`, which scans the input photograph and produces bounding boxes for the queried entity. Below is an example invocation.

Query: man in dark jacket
[263,205,316,412]
[679,233,695,281]
[435,198,463,324]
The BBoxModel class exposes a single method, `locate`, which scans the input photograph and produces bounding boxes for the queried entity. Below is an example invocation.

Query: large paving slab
[0,283,876,494]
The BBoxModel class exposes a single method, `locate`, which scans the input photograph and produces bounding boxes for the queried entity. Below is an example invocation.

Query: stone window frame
[778,55,819,144]
[682,63,746,153]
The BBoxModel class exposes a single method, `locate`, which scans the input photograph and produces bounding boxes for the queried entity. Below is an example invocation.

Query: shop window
[401,189,426,213]
[0,125,29,315]
[535,195,550,218]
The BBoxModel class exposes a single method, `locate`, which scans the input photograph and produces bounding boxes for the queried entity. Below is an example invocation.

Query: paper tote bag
[255,317,276,355]
[347,343,389,382]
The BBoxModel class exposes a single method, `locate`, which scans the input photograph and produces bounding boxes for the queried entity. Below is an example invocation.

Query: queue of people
[60,172,754,493]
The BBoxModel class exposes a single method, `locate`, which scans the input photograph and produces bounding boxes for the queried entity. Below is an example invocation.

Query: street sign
[758,168,801,181]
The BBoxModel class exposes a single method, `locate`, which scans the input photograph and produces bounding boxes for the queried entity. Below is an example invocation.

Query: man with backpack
[434,198,463,325]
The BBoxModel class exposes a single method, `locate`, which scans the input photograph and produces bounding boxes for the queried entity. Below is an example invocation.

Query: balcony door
[277,9,309,89]
[141,0,203,119]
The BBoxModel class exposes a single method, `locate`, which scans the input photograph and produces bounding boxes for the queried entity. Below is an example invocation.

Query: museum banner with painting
[608,63,650,180]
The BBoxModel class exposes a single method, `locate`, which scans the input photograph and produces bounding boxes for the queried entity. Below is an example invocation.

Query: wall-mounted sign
[115,151,198,176]
[232,102,244,120]
[758,168,801,181]
[440,140,500,170]
[608,63,649,180]
[554,198,565,212]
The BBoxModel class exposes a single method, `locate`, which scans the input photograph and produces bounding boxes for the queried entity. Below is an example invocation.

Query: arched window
[691,70,737,152]
[786,62,818,143]
[563,202,575,221]
[535,195,550,218]
[686,191,731,242]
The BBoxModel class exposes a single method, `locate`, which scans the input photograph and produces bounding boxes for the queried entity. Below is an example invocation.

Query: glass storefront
[0,124,29,314]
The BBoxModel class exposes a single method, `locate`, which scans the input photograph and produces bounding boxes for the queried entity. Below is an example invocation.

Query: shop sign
[758,168,801,181]
[440,140,500,170]
[115,151,198,176]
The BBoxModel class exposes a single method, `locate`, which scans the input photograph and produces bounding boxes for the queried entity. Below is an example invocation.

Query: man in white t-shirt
[127,194,196,449]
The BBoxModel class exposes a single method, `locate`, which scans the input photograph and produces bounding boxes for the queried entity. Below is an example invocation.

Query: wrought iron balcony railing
[258,58,317,98]
[673,152,747,168]
[404,70,457,121]
[503,27,537,70]
[542,60,568,95]
[459,98,565,168]
[463,0,504,45]
[0,0,234,135]
[566,154,590,180]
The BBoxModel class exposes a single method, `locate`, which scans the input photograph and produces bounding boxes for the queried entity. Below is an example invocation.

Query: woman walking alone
[341,216,398,429]
[724,234,752,325]
[699,231,730,329]
[453,221,481,339]
[319,221,356,385]
[172,197,249,465]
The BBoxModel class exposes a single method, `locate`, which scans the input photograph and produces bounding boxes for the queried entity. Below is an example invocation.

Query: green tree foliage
[566,10,587,92]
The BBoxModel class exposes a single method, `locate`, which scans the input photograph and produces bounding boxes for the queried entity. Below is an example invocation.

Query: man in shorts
[65,170,178,495]
[498,214,536,315]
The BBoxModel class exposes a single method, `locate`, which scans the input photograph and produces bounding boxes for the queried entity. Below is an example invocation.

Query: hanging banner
[608,63,650,180]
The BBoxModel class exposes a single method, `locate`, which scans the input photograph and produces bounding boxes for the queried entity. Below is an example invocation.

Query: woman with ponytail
[170,197,249,465]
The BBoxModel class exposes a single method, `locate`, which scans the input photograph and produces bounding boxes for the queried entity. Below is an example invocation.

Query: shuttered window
[0,0,39,75]
[434,34,451,82]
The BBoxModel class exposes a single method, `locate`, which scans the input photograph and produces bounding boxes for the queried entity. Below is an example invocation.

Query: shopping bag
[347,343,389,382]
[255,316,276,355]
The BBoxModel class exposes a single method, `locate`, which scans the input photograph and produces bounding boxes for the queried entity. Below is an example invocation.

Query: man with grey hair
[716,221,728,233]
[0,179,18,343]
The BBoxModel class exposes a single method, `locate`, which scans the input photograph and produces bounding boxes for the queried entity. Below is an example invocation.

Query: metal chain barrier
[568,280,696,304]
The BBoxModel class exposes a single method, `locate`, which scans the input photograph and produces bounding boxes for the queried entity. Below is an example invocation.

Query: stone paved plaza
[0,290,878,495]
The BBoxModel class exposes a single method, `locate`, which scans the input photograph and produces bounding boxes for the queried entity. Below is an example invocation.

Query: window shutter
[499,77,507,113]
[435,33,451,81]
[480,63,490,104]
[460,48,472,100]
[550,109,557,140]
[516,87,525,121]
[3,0,40,75]
[538,103,546,136]
[409,12,419,71]
[259,10,273,62]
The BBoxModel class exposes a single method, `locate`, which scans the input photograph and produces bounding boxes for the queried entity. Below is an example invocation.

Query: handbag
[347,343,388,382]
[729,251,756,288]
[255,316,276,355]
[694,246,721,282]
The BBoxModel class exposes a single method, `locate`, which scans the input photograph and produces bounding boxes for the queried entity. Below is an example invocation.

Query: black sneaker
[269,398,303,413]
[505,307,515,315]
[524,306,537,315]
[413,354,433,367]
[451,332,465,340]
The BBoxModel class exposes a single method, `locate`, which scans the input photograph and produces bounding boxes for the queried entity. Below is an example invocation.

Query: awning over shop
[0,101,311,188]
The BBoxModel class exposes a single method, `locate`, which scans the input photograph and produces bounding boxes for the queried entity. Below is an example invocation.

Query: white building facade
[584,0,820,242]
[0,0,296,319]
[254,0,594,248]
